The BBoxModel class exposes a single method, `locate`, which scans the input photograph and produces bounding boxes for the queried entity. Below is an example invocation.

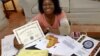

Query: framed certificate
[13,20,45,46]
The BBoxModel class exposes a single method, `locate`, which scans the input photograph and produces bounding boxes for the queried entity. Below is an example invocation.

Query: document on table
[1,34,18,56]
[76,35,100,56]
[35,33,83,56]
[17,49,48,56]
[13,20,45,46]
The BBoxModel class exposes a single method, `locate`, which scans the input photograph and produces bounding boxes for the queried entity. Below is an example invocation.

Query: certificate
[13,20,45,46]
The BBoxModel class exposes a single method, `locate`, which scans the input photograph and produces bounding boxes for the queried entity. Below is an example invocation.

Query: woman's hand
[14,37,23,50]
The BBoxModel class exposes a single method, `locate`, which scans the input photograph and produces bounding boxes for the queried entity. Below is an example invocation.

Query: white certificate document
[13,20,45,46]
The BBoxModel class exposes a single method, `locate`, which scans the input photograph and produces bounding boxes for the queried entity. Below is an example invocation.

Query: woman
[32,0,70,35]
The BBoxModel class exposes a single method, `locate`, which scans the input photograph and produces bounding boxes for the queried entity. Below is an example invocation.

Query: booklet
[77,35,100,56]
[13,20,45,46]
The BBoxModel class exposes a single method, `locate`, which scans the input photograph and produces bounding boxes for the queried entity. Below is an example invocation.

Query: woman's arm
[59,18,71,35]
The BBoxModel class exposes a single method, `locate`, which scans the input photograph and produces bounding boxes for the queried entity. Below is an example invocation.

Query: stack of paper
[35,33,82,56]
[1,34,18,56]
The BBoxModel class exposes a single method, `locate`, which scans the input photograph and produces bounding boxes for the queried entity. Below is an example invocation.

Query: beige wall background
[5,0,100,24]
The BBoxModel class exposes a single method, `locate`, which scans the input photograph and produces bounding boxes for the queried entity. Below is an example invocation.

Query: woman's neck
[44,14,55,26]
[44,14,55,19]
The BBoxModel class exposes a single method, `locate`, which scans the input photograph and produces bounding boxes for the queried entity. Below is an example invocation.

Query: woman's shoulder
[33,13,43,19]
[31,13,43,21]
[57,11,67,19]
[60,11,67,17]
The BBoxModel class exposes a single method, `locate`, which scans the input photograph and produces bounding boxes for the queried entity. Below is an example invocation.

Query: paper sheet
[13,20,45,46]
[1,34,18,56]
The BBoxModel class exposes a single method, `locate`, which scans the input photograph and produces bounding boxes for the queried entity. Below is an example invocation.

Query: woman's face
[43,0,54,15]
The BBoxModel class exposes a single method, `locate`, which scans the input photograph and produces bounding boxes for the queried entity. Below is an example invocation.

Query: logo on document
[83,40,94,49]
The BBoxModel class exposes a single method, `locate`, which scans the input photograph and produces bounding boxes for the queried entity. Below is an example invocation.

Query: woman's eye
[43,3,53,6]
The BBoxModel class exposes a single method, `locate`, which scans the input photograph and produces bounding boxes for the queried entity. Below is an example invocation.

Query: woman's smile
[43,0,54,15]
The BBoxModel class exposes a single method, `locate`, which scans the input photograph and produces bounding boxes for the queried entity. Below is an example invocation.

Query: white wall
[0,1,8,31]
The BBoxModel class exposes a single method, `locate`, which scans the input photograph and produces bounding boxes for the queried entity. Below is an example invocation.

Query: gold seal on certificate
[13,20,45,46]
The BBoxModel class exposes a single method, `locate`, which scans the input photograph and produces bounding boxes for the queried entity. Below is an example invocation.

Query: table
[1,33,100,56]
[71,25,100,39]
[87,32,100,39]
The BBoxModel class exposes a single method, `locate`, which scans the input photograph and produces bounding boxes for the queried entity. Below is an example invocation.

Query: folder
[17,49,48,56]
